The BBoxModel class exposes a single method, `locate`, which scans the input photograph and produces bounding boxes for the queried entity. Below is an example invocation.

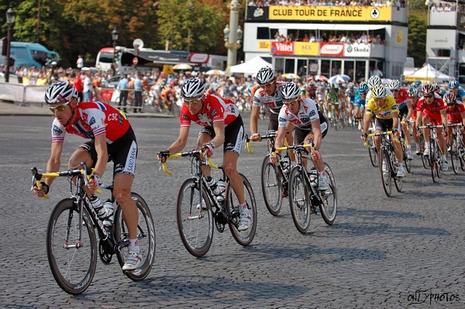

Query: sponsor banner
[271,41,294,55]
[344,43,370,57]
[257,40,271,51]
[189,53,209,63]
[294,42,320,56]
[320,43,344,57]
[246,6,269,21]
[269,5,391,22]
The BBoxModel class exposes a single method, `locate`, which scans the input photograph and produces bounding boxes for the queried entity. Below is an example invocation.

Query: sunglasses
[49,102,70,113]
[184,98,202,105]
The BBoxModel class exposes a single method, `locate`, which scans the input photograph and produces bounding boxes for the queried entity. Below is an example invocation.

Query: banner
[320,43,344,57]
[344,43,370,57]
[271,41,294,55]
[294,42,320,56]
[269,6,392,22]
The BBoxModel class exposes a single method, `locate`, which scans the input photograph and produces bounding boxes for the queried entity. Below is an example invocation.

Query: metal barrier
[0,82,47,105]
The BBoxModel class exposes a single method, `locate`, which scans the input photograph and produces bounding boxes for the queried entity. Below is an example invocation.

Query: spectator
[76,55,83,70]
[134,74,143,113]
[117,74,129,113]
[82,70,93,102]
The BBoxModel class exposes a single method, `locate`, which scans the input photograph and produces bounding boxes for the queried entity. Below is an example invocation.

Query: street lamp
[111,28,118,74]
[5,7,16,83]
[224,0,242,70]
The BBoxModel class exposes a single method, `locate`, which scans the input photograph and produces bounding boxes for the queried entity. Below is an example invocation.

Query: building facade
[243,4,408,81]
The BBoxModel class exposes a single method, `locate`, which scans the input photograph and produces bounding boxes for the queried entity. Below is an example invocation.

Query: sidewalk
[0,101,174,118]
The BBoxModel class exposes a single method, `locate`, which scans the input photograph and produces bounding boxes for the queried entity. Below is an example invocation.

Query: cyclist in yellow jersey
[362,85,407,177]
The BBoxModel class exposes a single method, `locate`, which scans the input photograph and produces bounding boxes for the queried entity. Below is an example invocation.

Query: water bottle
[308,170,318,188]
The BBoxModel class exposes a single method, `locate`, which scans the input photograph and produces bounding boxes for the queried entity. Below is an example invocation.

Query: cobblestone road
[1,115,464,308]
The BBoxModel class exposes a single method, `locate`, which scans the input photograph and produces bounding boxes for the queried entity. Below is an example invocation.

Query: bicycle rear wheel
[114,193,156,281]
[261,155,283,216]
[225,173,257,246]
[288,166,312,234]
[319,163,337,225]
[449,142,460,175]
[176,178,213,257]
[379,150,392,197]
[46,198,96,295]
[430,140,440,183]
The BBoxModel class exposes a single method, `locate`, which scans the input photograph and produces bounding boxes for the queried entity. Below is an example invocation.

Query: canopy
[404,64,452,82]
[229,56,272,75]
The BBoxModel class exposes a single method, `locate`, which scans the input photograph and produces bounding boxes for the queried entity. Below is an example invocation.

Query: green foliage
[408,11,427,67]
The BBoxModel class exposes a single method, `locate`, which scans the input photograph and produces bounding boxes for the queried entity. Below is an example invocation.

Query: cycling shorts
[200,115,245,154]
[80,126,138,175]
[374,118,393,132]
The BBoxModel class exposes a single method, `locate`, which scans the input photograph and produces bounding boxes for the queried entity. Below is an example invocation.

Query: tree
[156,0,226,54]
[408,11,427,67]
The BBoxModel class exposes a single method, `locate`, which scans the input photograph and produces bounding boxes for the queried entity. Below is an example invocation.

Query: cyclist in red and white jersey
[32,81,142,271]
[249,67,292,144]
[389,80,413,159]
[272,82,330,190]
[157,78,251,231]
[405,86,422,154]
[416,84,449,171]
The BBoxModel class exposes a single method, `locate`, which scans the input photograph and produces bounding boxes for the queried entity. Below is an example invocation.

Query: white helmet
[44,81,78,105]
[256,67,276,85]
[279,82,301,102]
[181,78,207,99]
[367,75,382,89]
[371,85,387,99]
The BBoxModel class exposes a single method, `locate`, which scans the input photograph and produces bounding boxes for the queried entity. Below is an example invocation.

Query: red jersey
[74,76,83,92]
[446,103,465,123]
[179,94,240,128]
[51,101,130,144]
[394,88,409,106]
[417,97,446,123]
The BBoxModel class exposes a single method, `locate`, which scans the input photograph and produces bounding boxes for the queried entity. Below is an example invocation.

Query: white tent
[404,64,452,82]
[229,56,272,75]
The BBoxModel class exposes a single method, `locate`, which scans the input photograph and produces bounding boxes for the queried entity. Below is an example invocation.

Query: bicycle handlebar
[160,150,219,176]
[275,143,315,153]
[244,132,277,154]
[418,124,445,129]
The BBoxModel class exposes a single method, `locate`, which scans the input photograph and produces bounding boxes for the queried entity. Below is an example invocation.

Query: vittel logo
[276,43,293,52]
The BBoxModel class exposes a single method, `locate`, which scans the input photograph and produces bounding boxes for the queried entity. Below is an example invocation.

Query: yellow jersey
[365,95,399,120]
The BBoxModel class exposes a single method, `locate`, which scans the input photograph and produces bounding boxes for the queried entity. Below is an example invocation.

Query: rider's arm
[310,119,322,150]
[392,111,399,131]
[441,109,448,126]
[250,105,260,135]
[168,126,190,154]
[362,108,372,134]
[93,133,108,177]
[44,142,64,187]
[209,121,225,149]
[274,126,286,149]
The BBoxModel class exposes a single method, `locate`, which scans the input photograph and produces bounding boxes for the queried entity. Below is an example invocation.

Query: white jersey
[253,81,286,114]
[278,98,326,130]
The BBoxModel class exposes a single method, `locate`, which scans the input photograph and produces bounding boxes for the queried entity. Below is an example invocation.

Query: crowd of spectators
[430,2,456,12]
[274,31,384,44]
[248,0,406,8]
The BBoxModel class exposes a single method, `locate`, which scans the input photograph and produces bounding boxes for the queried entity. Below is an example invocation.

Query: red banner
[319,43,344,57]
[271,41,294,55]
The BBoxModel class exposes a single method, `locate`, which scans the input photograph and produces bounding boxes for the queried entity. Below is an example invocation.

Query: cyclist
[406,86,422,155]
[354,82,369,129]
[389,80,413,159]
[448,80,465,101]
[157,78,251,231]
[361,84,407,177]
[272,82,330,190]
[416,84,449,171]
[249,67,292,145]
[444,92,465,147]
[32,81,142,271]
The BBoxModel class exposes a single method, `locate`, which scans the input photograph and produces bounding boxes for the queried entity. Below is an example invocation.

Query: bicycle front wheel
[225,173,257,246]
[379,149,392,197]
[114,193,156,281]
[368,141,378,167]
[46,198,97,295]
[288,166,312,234]
[176,178,213,257]
[261,155,283,216]
[319,164,337,225]
[430,139,440,183]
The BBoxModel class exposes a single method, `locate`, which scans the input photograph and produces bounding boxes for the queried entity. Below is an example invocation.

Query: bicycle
[419,124,444,183]
[447,123,465,174]
[161,150,257,257]
[31,164,156,295]
[366,131,403,197]
[275,144,337,234]
[245,132,291,216]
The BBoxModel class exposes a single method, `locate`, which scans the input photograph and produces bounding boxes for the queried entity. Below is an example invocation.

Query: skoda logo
[371,8,380,19]
[346,45,353,53]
